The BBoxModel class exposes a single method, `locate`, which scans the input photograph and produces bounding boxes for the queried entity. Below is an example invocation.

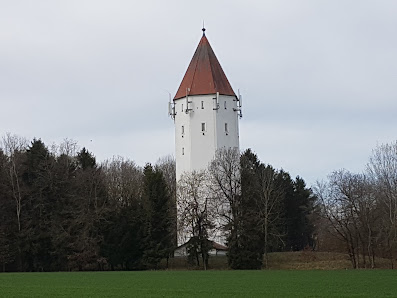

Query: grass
[267,251,357,270]
[1,270,397,297]
[267,251,393,270]
[166,251,393,270]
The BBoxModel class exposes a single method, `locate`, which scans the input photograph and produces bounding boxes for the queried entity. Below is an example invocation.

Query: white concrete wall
[174,246,227,257]
[174,94,240,181]
[174,93,240,246]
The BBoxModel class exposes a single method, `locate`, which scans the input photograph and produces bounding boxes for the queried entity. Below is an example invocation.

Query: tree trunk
[367,228,375,269]
[264,218,268,269]
[202,253,207,271]
[195,251,200,267]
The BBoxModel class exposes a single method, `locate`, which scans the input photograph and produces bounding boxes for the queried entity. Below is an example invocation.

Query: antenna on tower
[234,89,243,118]
[167,91,176,120]
[185,88,192,114]
[202,20,206,35]
[213,92,220,111]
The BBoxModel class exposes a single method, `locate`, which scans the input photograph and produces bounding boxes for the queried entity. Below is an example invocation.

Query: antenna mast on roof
[185,88,192,114]
[233,89,243,119]
[168,92,176,120]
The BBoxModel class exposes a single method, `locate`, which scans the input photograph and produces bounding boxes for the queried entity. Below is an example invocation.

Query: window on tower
[182,147,184,155]
[201,101,204,109]
[182,125,184,135]
[182,104,184,112]
[201,123,206,132]
[225,123,228,133]
[224,101,227,109]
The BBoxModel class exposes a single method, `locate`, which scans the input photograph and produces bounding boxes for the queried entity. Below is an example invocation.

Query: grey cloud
[1,0,396,186]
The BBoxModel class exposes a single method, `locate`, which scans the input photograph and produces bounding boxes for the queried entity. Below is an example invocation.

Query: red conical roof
[174,31,236,100]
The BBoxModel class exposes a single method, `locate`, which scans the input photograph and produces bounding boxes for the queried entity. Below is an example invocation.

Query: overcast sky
[1,0,396,186]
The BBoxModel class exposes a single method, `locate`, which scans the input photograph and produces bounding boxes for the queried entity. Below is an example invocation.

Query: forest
[1,133,397,271]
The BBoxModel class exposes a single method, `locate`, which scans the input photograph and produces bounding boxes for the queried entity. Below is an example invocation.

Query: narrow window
[201,123,206,132]
[225,123,228,133]
[201,101,204,109]
[182,104,184,112]
[182,125,184,134]
[182,147,184,155]
[224,101,227,109]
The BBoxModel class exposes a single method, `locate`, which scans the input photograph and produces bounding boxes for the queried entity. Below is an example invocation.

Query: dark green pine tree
[49,153,80,270]
[270,170,293,252]
[142,164,174,269]
[21,139,56,271]
[0,149,17,271]
[238,149,265,269]
[227,149,265,269]
[284,177,316,251]
[77,147,96,170]
[68,147,107,270]
[100,199,147,270]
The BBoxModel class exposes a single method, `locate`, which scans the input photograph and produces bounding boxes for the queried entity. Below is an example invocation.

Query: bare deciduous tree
[256,165,285,268]
[59,138,79,157]
[155,155,176,201]
[315,175,359,268]
[208,147,241,245]
[367,141,397,268]
[177,170,215,269]
[1,133,28,232]
[314,170,380,268]
[102,156,143,207]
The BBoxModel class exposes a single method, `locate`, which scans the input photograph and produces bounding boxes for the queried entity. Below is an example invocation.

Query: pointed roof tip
[174,31,236,100]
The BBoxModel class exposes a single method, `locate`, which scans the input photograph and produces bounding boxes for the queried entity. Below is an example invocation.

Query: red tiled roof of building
[174,30,236,100]
[211,241,228,251]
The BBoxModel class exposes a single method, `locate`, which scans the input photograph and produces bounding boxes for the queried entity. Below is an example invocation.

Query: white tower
[170,28,242,181]
[169,28,242,246]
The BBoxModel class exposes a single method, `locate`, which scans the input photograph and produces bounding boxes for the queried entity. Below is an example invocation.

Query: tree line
[179,148,315,269]
[0,133,316,272]
[0,134,175,271]
[314,141,397,269]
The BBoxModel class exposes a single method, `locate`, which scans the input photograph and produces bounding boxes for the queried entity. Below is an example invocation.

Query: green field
[0,270,396,297]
